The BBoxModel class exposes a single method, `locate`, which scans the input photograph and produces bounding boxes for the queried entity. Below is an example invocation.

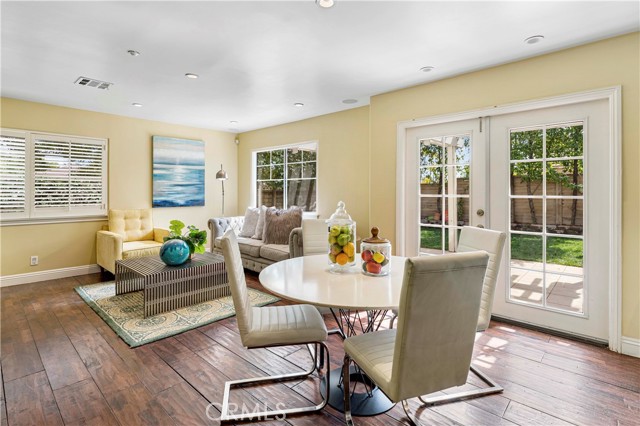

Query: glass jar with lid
[361,227,391,276]
[326,201,356,272]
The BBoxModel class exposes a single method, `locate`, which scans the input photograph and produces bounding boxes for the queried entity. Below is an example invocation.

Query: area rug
[75,281,279,347]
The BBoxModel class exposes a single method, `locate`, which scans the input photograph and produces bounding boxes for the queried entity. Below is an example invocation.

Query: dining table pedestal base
[321,365,395,416]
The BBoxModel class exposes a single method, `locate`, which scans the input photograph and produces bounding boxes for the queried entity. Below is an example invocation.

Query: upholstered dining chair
[302,218,329,255]
[342,252,489,425]
[219,231,331,423]
[389,225,507,405]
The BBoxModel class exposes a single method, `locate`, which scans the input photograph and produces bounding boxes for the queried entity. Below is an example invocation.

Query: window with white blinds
[0,129,108,223]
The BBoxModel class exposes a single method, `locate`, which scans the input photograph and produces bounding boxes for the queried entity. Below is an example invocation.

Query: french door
[403,118,486,255]
[401,97,613,342]
[489,99,610,341]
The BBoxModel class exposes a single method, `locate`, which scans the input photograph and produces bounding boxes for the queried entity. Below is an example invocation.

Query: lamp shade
[216,164,228,180]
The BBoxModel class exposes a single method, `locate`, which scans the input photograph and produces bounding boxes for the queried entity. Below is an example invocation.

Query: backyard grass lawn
[420,229,583,267]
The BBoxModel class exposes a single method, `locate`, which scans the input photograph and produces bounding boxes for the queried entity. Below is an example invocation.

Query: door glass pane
[510,162,543,196]
[510,268,544,306]
[546,124,583,158]
[453,198,469,226]
[546,237,583,269]
[287,148,302,163]
[420,197,442,225]
[420,226,443,254]
[420,141,443,165]
[547,160,583,196]
[453,136,471,165]
[511,129,543,160]
[508,122,584,315]
[511,198,543,232]
[420,167,443,194]
[546,273,584,313]
[546,199,583,235]
[510,234,543,270]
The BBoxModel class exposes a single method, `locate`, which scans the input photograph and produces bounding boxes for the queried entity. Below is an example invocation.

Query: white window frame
[0,128,108,225]
[251,140,318,215]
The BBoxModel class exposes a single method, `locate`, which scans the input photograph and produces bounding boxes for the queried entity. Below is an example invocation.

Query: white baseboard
[0,264,101,287]
[621,336,640,358]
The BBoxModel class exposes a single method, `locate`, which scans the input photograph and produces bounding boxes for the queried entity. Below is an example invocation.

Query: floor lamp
[216,164,228,216]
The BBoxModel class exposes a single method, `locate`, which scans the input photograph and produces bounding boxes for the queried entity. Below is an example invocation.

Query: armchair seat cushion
[344,329,396,398]
[243,304,328,348]
[122,240,163,259]
[259,244,290,262]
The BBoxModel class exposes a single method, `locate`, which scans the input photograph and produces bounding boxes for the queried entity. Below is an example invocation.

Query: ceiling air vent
[74,76,113,90]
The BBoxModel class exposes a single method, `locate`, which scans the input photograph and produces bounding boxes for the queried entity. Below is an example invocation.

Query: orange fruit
[336,253,349,265]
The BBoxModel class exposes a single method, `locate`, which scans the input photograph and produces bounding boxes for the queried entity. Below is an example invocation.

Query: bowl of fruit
[326,201,356,272]
[361,227,391,276]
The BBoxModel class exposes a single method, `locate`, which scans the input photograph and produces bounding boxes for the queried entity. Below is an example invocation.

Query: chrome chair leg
[342,353,354,426]
[401,400,422,426]
[220,342,330,423]
[418,364,503,406]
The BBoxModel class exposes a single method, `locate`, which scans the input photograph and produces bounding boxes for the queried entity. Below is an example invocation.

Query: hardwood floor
[1,272,639,425]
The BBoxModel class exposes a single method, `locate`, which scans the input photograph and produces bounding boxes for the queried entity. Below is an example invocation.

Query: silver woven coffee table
[115,252,229,317]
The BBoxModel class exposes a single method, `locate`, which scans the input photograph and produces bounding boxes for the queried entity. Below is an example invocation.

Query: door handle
[476,209,485,217]
[477,224,485,228]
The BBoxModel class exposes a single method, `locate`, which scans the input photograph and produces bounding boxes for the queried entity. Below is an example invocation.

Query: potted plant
[164,220,207,256]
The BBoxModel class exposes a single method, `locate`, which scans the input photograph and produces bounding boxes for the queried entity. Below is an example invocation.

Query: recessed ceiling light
[294,103,304,107]
[420,66,435,72]
[316,0,335,8]
[342,99,358,104]
[132,103,143,107]
[127,50,140,57]
[230,120,238,125]
[524,35,544,45]
[185,73,199,79]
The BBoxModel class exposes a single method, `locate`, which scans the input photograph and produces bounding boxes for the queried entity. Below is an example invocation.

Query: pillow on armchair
[263,207,303,245]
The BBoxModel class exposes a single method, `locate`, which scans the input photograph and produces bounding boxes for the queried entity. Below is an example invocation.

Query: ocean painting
[153,136,205,207]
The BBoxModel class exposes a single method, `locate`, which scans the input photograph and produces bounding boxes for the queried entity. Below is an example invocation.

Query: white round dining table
[258,254,407,310]
[259,253,408,417]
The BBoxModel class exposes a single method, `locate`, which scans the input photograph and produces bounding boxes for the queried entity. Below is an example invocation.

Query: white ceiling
[1,1,638,133]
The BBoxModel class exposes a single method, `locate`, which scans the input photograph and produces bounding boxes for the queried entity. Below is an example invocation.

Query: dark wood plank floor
[1,272,639,425]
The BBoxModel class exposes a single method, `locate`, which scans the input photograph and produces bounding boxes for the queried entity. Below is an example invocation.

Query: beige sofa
[208,216,303,272]
[97,209,169,274]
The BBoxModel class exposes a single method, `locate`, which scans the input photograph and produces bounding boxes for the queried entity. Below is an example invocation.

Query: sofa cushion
[239,207,260,238]
[252,205,274,240]
[237,237,264,258]
[122,240,163,259]
[263,207,303,245]
[260,244,290,262]
[109,209,154,242]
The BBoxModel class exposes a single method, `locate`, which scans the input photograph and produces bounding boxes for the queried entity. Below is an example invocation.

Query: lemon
[373,252,385,263]
[336,253,349,265]
[343,242,355,257]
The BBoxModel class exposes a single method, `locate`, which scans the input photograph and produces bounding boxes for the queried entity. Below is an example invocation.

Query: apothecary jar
[326,201,356,272]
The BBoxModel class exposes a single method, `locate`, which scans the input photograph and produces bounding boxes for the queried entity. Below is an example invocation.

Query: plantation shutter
[0,131,27,217]
[32,134,106,217]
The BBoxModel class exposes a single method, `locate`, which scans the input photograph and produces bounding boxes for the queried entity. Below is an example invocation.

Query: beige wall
[238,106,371,234]
[369,33,639,339]
[0,98,237,276]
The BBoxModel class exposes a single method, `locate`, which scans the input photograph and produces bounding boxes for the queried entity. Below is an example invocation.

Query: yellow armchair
[97,209,169,274]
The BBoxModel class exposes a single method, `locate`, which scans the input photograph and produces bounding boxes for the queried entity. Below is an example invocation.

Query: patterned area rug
[75,281,279,347]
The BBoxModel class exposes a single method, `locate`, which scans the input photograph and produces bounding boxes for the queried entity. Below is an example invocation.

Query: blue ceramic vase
[159,239,190,266]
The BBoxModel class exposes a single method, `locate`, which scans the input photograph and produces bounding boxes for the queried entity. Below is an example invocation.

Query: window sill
[0,215,107,227]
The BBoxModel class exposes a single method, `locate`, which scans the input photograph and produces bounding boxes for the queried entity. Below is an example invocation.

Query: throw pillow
[252,205,274,239]
[238,207,260,238]
[263,207,303,245]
